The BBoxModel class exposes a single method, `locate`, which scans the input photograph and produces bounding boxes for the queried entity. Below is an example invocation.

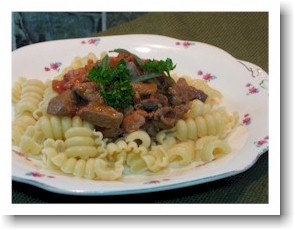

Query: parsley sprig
[88,49,176,109]
[88,56,134,108]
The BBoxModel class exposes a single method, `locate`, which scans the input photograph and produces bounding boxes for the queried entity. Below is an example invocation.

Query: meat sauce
[47,52,208,138]
[52,59,96,94]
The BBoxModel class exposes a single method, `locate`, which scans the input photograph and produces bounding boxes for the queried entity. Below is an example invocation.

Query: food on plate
[12,49,239,180]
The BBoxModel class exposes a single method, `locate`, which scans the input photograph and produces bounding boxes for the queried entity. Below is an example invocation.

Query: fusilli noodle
[37,115,94,140]
[173,108,238,141]
[15,79,46,116]
[64,127,98,158]
[12,113,36,145]
[195,136,231,162]
[12,77,26,103]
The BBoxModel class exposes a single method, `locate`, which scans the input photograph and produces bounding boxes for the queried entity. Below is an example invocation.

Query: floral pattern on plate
[44,62,62,72]
[81,38,100,46]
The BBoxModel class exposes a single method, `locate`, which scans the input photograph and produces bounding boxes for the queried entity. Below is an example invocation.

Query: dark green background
[12,12,268,203]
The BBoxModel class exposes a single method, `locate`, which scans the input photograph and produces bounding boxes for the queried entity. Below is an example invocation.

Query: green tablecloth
[12,12,268,203]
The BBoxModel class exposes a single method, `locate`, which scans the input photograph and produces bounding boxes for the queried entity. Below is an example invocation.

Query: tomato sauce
[52,59,95,94]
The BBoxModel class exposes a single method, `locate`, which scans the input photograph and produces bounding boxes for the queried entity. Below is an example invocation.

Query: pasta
[37,115,94,140]
[15,79,46,116]
[12,51,240,181]
[125,130,151,149]
[183,99,212,119]
[12,113,36,145]
[34,82,58,119]
[12,77,26,103]
[94,157,124,180]
[19,125,44,155]
[64,127,98,158]
[173,108,239,141]
[142,145,169,172]
[167,141,195,166]
[195,136,231,162]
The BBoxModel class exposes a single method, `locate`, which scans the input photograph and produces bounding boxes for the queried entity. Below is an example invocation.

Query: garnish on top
[88,49,176,108]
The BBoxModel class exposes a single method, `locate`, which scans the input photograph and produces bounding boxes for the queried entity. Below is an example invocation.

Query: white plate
[12,34,269,195]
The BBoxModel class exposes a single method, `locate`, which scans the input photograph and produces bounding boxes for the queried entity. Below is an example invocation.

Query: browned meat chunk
[73,82,104,103]
[168,78,207,105]
[151,107,178,130]
[99,127,123,139]
[154,75,175,91]
[135,93,169,111]
[78,102,123,128]
[47,90,76,116]
[131,82,157,96]
[148,104,189,130]
[122,110,148,133]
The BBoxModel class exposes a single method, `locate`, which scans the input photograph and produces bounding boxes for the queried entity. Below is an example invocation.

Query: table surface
[12,12,268,203]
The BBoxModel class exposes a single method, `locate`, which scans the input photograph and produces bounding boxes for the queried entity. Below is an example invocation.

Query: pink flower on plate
[202,73,217,81]
[245,83,259,95]
[25,171,55,179]
[243,117,251,125]
[12,150,32,161]
[197,70,203,75]
[254,136,269,147]
[26,171,44,178]
[81,38,100,46]
[144,178,170,184]
[248,86,259,94]
[175,41,194,48]
[242,113,251,125]
[144,180,160,184]
[183,41,192,47]
[44,67,51,72]
[50,63,60,70]
[197,70,218,81]
[44,62,62,72]
[203,73,212,80]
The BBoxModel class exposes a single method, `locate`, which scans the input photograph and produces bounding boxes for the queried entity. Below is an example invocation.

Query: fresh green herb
[88,55,113,84]
[88,50,177,108]
[142,58,176,78]
[100,79,134,109]
[88,56,134,108]
[130,72,163,82]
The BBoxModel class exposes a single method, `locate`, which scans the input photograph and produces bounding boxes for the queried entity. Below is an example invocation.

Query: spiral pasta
[12,77,26,103]
[45,150,124,180]
[195,136,231,162]
[142,145,169,172]
[125,130,151,149]
[126,143,149,173]
[37,115,94,140]
[183,99,212,119]
[33,83,58,119]
[70,52,98,69]
[19,125,44,155]
[63,127,98,158]
[15,79,46,116]
[173,108,238,141]
[167,141,195,166]
[12,113,37,145]
[94,157,124,180]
